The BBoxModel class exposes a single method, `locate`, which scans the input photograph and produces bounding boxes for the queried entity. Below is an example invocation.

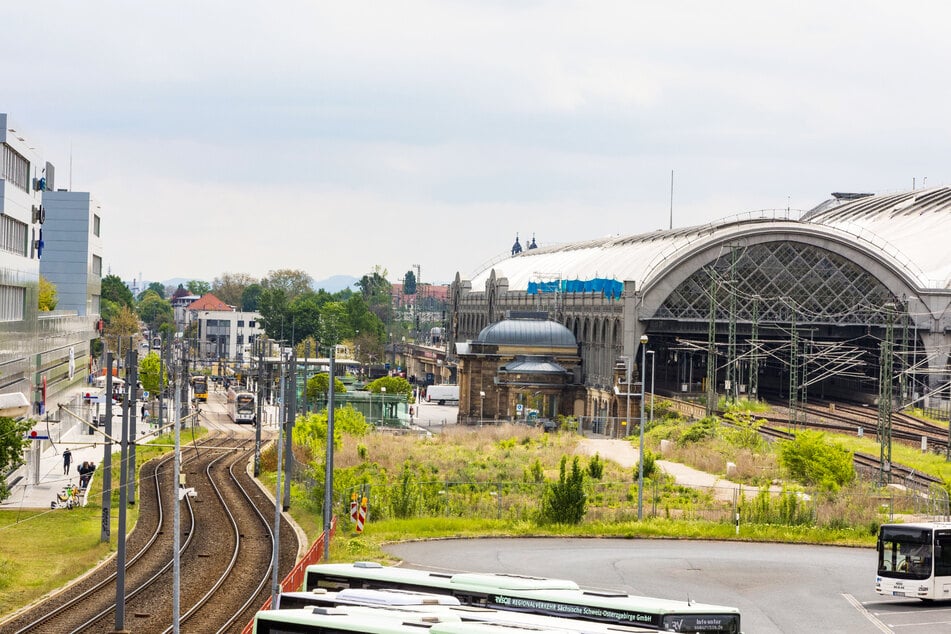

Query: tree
[306,373,347,402]
[138,281,165,300]
[138,351,167,395]
[105,305,141,353]
[539,455,587,524]
[0,416,33,501]
[187,280,211,296]
[137,291,174,333]
[357,266,392,324]
[101,274,134,310]
[403,270,417,295]
[212,272,258,307]
[257,286,289,339]
[292,405,370,459]
[241,283,263,311]
[38,276,58,311]
[367,375,413,399]
[264,269,313,300]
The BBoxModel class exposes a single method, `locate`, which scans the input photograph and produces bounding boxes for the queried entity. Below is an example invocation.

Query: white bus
[426,385,459,404]
[254,603,655,634]
[876,521,951,600]
[303,562,741,633]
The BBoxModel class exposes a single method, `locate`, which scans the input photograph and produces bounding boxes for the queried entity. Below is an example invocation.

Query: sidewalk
[1,400,155,510]
[577,438,780,502]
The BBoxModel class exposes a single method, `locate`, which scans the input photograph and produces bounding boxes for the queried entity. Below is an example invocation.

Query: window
[249,320,256,328]
[0,143,29,192]
[237,320,244,327]
[93,214,101,237]
[91,294,101,315]
[0,215,27,256]
[92,254,102,276]
[0,285,25,322]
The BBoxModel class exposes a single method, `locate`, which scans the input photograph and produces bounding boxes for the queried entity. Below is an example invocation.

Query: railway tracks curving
[5,430,298,633]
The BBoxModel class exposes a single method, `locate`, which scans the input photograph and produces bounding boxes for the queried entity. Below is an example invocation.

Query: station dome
[476,318,577,348]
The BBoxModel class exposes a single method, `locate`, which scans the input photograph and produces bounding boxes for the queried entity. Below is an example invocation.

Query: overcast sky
[5,1,949,287]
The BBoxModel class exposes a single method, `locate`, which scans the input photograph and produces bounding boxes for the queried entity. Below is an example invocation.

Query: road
[385,538,951,633]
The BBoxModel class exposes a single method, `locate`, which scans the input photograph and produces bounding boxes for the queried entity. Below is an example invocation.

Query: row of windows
[0,284,25,322]
[0,143,29,192]
[0,214,27,256]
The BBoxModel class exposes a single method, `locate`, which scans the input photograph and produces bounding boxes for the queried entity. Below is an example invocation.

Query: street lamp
[479,390,485,425]
[638,334,648,521]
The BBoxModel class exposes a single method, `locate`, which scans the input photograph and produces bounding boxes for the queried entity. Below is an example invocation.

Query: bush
[679,417,718,445]
[635,449,657,480]
[539,456,586,524]
[778,430,855,492]
[587,453,604,480]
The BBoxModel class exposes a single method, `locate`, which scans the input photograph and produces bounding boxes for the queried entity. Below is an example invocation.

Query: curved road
[385,538,951,633]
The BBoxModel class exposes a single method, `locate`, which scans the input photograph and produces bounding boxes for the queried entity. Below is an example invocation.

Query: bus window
[936,532,951,577]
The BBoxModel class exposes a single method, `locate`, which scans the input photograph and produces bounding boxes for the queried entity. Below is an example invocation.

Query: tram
[230,391,256,424]
[191,375,208,402]
[303,562,741,633]
[876,522,951,600]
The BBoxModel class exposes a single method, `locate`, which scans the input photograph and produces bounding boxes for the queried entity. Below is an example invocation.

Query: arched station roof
[468,187,951,294]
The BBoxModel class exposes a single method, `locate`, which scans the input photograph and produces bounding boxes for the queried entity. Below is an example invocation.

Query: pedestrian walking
[78,461,95,489]
[62,447,72,475]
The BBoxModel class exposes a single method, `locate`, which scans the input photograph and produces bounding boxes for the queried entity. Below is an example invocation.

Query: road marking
[842,593,893,633]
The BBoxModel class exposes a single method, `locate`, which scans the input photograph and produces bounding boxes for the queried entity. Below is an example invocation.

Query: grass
[0,425,204,620]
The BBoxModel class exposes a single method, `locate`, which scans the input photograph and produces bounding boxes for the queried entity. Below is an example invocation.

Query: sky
[5,1,951,287]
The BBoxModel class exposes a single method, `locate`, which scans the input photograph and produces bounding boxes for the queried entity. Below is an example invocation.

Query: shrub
[539,456,586,524]
[635,449,657,480]
[778,430,855,492]
[679,417,718,445]
[587,453,604,479]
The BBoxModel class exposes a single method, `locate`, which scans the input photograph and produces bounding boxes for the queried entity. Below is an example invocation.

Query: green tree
[137,281,166,300]
[38,275,58,311]
[0,416,33,500]
[357,266,392,324]
[403,270,417,295]
[778,430,855,492]
[367,375,413,399]
[539,455,587,524]
[212,272,257,307]
[242,283,263,311]
[137,291,174,333]
[101,274,134,310]
[187,280,211,296]
[138,351,167,395]
[306,373,348,402]
[292,405,371,458]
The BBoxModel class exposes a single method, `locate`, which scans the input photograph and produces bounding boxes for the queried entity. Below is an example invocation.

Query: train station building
[450,187,951,430]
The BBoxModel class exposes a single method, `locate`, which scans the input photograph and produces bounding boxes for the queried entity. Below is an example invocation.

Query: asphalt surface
[385,537,951,633]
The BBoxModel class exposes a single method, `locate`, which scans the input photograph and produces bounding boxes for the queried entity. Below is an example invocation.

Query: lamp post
[380,386,386,424]
[479,390,485,426]
[638,334,648,521]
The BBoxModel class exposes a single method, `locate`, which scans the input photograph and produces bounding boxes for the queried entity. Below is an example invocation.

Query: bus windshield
[879,526,932,580]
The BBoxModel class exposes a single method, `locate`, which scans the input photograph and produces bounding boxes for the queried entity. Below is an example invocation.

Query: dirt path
[577,438,778,502]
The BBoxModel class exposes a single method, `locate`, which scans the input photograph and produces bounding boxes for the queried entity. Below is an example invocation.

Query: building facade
[0,113,99,413]
[39,191,103,317]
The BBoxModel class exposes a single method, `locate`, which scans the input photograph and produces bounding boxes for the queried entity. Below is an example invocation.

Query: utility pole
[788,305,798,429]
[283,348,296,511]
[128,344,138,505]
[323,344,336,561]
[726,248,738,403]
[100,352,113,543]
[748,295,759,400]
[705,272,718,416]
[879,302,895,485]
[255,339,264,476]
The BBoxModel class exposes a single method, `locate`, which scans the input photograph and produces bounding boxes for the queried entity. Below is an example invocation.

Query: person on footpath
[62,447,72,474]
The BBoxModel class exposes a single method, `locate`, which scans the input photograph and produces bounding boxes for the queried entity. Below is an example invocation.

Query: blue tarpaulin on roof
[527,278,623,298]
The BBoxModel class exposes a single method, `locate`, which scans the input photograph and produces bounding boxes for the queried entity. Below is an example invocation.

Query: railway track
[5,425,298,633]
